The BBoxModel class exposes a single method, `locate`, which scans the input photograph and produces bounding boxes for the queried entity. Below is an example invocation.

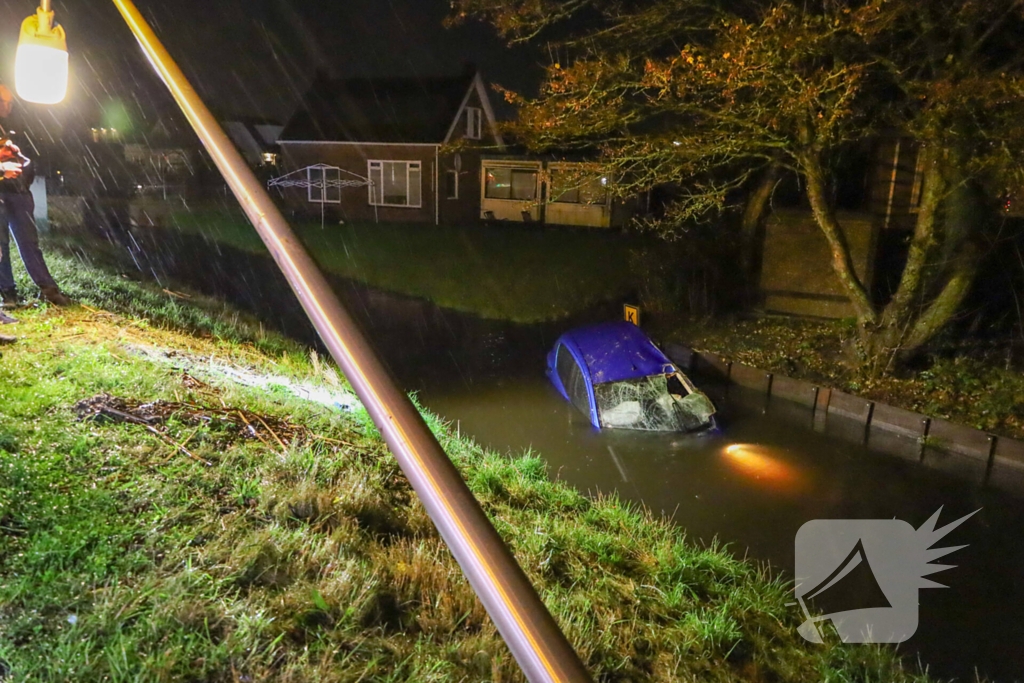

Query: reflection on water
[722,443,805,492]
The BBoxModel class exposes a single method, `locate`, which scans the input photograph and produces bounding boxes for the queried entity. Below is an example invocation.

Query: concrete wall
[759,209,878,319]
[666,344,1024,496]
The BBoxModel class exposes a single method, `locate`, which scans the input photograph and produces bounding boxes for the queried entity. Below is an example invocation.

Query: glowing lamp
[15,5,69,105]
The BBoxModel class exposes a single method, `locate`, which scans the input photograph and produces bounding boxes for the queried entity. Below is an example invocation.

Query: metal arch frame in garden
[267,164,379,227]
[18,1,593,681]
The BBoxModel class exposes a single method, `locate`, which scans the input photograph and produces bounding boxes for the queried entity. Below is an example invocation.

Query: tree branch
[879,144,946,326]
[740,160,783,276]
[903,241,982,350]
[966,0,1024,62]
[802,149,879,325]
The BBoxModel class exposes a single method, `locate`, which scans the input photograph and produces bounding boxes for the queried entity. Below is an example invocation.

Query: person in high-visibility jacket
[0,84,71,309]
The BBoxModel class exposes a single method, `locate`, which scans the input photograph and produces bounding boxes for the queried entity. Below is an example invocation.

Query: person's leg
[0,207,15,296]
[0,221,21,309]
[0,228,21,308]
[4,193,68,303]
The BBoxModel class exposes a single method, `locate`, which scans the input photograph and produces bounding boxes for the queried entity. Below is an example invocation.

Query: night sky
[0,0,541,137]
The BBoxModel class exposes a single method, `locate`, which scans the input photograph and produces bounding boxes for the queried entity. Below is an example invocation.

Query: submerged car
[547,321,716,432]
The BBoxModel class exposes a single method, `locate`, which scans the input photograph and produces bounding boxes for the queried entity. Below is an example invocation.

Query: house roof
[280,70,479,144]
[223,120,283,162]
[559,322,676,386]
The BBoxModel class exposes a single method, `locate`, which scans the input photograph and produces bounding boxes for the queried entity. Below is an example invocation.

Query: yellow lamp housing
[15,7,69,105]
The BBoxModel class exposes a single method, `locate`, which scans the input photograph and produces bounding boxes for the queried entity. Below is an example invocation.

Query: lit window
[484,167,537,200]
[551,171,609,205]
[466,107,482,140]
[308,166,341,204]
[368,160,422,208]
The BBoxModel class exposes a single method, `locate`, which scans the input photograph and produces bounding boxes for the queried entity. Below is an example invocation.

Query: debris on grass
[125,343,363,414]
[74,393,353,463]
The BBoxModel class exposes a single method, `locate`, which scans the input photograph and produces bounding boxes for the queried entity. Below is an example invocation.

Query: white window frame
[446,170,459,200]
[367,160,423,209]
[307,165,341,204]
[466,107,482,140]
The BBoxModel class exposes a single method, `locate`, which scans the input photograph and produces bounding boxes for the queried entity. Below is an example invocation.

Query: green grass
[159,208,651,322]
[0,254,936,681]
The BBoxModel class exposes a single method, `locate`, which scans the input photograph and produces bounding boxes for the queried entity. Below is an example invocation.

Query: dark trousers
[0,192,57,292]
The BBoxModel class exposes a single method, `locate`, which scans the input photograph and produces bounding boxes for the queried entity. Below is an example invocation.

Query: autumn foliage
[452,0,1024,375]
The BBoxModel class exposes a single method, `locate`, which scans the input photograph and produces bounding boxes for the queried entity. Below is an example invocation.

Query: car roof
[557,321,676,385]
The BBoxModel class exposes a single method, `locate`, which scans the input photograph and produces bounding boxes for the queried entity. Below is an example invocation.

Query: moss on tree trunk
[803,146,985,377]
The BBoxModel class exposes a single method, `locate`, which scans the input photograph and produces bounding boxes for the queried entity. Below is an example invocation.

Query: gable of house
[280,69,501,147]
[280,68,499,146]
[443,73,504,148]
[223,119,284,166]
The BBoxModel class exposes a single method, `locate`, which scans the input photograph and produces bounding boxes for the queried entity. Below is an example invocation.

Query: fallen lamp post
[12,1,593,681]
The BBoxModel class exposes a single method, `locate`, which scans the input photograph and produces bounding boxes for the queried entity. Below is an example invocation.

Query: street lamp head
[15,5,68,105]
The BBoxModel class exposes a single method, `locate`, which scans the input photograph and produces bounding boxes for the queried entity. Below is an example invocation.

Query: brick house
[276,68,504,225]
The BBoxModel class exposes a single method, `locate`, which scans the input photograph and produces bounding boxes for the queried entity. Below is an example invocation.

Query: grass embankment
[668,316,1024,440]
[162,208,647,323]
[0,254,933,681]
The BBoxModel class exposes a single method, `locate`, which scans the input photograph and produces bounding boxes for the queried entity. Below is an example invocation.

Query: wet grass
[14,247,299,359]
[0,258,938,681]
[162,207,649,322]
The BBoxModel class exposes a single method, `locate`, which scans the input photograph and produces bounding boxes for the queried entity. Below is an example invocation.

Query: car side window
[556,345,592,417]
[666,373,689,397]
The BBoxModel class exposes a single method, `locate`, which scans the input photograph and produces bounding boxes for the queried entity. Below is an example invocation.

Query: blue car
[547,321,716,432]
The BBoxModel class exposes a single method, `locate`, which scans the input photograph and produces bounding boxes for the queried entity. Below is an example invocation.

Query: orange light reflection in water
[723,444,805,492]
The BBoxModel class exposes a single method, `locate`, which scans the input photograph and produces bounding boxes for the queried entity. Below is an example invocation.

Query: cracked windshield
[1,0,1023,681]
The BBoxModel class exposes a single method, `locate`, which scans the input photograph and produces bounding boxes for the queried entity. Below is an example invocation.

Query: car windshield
[593,374,715,431]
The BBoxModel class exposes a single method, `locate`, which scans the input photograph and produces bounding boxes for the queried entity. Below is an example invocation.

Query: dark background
[0,0,541,133]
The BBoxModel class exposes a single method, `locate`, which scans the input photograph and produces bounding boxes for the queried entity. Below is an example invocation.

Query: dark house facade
[277,68,504,225]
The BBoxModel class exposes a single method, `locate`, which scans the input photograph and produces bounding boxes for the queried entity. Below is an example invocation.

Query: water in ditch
[59,226,1024,682]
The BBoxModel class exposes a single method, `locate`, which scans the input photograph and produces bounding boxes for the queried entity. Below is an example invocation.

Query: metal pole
[107,2,591,682]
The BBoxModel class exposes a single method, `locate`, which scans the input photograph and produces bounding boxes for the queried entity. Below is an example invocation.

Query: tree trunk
[903,242,981,350]
[858,147,983,377]
[739,162,782,279]
[877,146,946,327]
[801,151,879,326]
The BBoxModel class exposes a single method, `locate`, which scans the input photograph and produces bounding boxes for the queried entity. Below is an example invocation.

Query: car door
[555,344,596,424]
